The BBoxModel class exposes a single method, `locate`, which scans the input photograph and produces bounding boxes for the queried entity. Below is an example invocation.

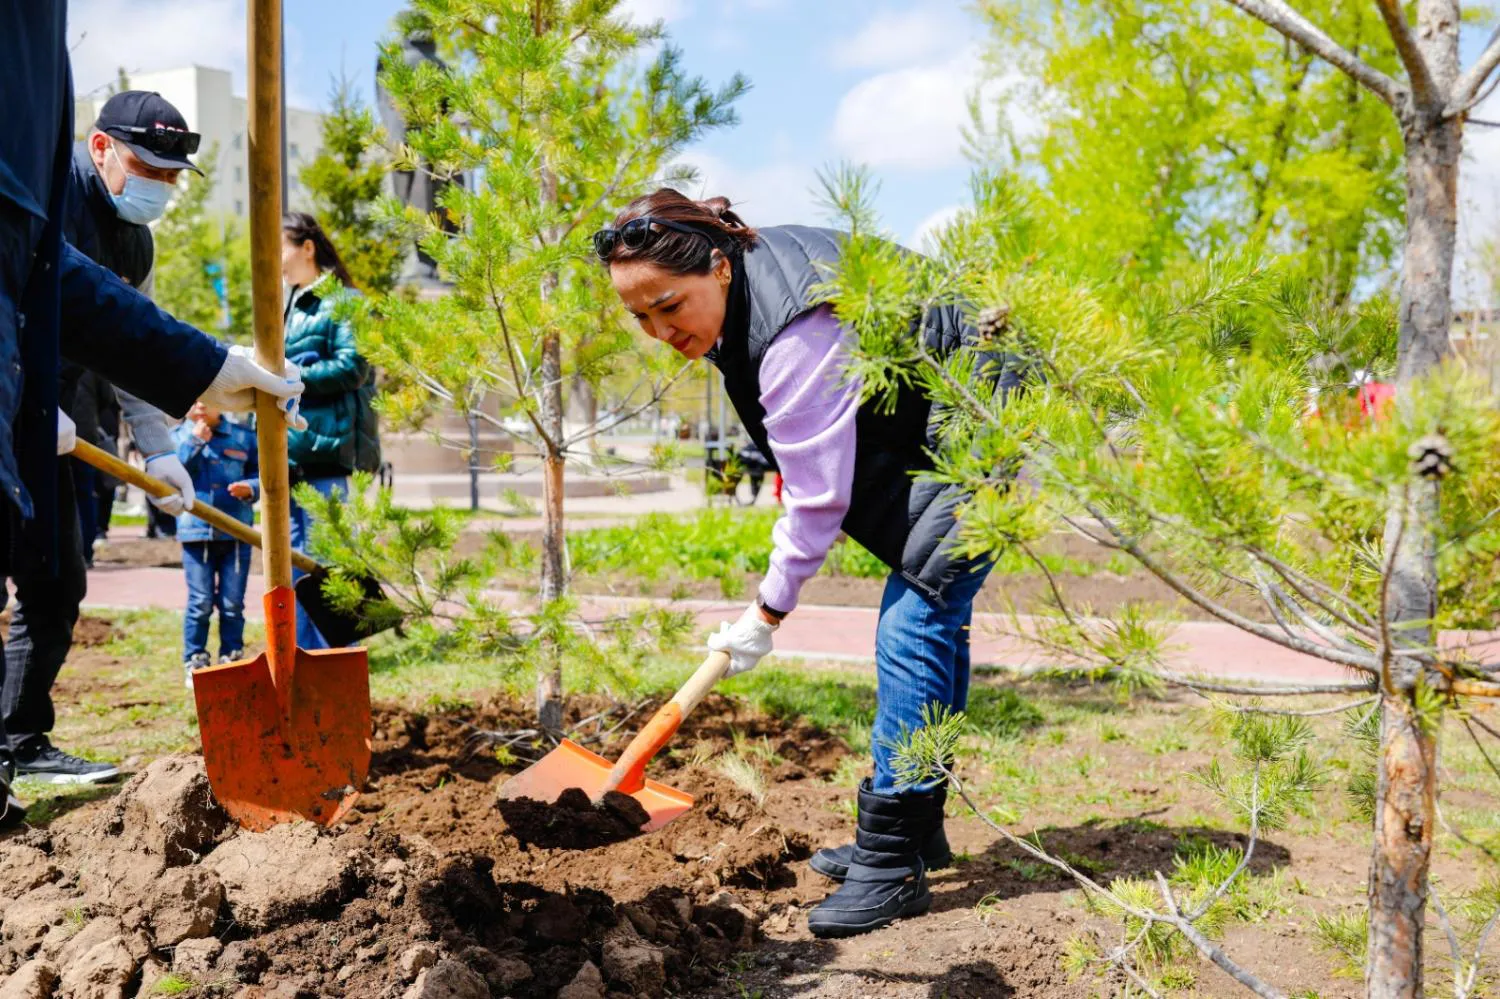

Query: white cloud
[831,7,963,71]
[831,47,999,171]
[671,151,825,228]
[70,0,246,100]
[908,204,962,252]
[618,0,689,26]
[69,0,315,110]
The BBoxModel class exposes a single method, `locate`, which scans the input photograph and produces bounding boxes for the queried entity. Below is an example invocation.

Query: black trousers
[1,460,87,756]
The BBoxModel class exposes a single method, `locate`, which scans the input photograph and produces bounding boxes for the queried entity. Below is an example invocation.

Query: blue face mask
[108,145,175,224]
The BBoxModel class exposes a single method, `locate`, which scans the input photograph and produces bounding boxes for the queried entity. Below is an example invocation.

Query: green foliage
[567,508,888,594]
[367,0,746,452]
[1195,708,1326,832]
[298,475,694,674]
[977,0,1405,299]
[818,162,1500,687]
[301,77,403,295]
[149,975,196,996]
[1311,908,1368,977]
[153,149,251,340]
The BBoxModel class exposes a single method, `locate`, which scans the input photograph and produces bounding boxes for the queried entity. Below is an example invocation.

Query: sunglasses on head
[593,216,709,260]
[106,124,201,158]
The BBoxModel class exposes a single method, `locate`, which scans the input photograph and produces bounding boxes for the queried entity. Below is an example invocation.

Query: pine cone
[1409,433,1455,480]
[975,305,1011,342]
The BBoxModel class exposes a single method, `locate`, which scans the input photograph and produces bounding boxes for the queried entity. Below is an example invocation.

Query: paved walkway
[77,564,1417,686]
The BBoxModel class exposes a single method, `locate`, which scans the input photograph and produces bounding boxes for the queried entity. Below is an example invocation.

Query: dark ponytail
[282,211,355,289]
[601,188,758,275]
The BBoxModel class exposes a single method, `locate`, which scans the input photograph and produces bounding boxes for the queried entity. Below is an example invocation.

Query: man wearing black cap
[0,92,209,788]
[0,4,307,827]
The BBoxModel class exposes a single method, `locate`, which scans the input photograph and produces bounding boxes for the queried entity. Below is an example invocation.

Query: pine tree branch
[1371,0,1439,105]
[1207,696,1380,717]
[1448,28,1500,116]
[1152,872,1287,999]
[1074,499,1381,674]
[1218,0,1404,107]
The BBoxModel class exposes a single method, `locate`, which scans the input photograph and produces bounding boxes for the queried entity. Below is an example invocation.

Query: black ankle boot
[807,780,933,938]
[809,781,951,881]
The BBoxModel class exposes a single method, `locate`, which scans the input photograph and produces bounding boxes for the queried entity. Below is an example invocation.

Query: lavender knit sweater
[753,305,860,614]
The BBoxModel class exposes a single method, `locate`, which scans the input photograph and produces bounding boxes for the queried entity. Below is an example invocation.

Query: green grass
[722,666,1043,747]
[561,508,1134,595]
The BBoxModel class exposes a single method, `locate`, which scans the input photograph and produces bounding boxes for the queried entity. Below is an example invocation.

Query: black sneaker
[218,649,245,665]
[184,651,212,690]
[14,744,120,786]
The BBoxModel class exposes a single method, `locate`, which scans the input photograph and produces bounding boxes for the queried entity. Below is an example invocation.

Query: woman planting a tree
[596,190,1020,938]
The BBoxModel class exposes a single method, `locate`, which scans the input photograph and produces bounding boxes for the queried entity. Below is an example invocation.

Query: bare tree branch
[1448,27,1500,116]
[1371,0,1438,104]
[1155,672,1375,695]
[1218,0,1404,107]
[1073,498,1381,674]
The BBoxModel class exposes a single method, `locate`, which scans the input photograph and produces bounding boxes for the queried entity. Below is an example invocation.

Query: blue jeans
[183,541,251,661]
[871,559,994,794]
[289,475,347,650]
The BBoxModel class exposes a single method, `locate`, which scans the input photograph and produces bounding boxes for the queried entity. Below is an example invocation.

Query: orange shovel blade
[193,645,372,832]
[496,739,693,832]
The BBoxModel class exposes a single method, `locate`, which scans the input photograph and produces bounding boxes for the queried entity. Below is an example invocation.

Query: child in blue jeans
[173,401,259,688]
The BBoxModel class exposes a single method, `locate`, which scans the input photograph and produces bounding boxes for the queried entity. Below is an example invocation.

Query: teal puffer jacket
[283,275,367,478]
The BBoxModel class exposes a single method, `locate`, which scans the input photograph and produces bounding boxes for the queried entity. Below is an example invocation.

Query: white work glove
[200,345,307,430]
[706,602,779,677]
[56,410,76,456]
[143,453,196,516]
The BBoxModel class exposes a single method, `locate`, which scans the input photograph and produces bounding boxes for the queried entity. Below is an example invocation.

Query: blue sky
[70,0,990,249]
[67,1,1499,300]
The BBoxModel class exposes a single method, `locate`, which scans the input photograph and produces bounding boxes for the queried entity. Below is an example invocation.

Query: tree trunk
[1367,14,1460,984]
[535,309,565,732]
[534,124,567,731]
[1393,115,1461,382]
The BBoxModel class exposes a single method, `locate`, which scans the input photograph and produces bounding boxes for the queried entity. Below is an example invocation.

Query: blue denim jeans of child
[871,558,994,795]
[182,540,251,661]
[288,475,347,650]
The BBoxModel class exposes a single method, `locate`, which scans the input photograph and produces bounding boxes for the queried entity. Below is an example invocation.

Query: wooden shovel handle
[248,0,293,596]
[70,440,320,574]
[602,650,732,796]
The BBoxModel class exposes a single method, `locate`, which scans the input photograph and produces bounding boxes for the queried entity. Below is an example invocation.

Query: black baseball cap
[95,91,203,175]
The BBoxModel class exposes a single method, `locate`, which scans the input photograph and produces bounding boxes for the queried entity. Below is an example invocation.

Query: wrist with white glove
[706,602,780,677]
[56,410,77,456]
[201,345,307,430]
[143,453,196,516]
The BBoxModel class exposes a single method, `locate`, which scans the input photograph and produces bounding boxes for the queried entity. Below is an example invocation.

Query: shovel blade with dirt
[497,651,731,832]
[191,0,371,831]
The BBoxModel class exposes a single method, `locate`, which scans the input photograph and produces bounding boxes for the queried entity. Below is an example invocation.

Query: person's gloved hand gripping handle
[707,601,783,676]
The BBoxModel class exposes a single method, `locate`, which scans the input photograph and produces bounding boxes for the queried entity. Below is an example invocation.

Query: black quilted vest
[708,225,1017,606]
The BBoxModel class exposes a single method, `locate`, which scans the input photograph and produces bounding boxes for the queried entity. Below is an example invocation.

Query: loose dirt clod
[497,787,651,848]
[145,867,222,946]
[203,823,371,931]
[171,936,222,978]
[556,959,606,999]
[0,959,58,999]
[402,959,489,999]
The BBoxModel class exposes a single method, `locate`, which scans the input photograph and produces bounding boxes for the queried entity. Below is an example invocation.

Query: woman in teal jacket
[280,212,368,648]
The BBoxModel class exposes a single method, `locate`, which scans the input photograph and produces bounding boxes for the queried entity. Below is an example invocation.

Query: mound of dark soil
[0,694,854,998]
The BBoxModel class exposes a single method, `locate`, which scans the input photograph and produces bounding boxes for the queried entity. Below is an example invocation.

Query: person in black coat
[0,2,307,826]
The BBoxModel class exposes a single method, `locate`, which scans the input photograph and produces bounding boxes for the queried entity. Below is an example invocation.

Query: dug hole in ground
[2,609,1493,999]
